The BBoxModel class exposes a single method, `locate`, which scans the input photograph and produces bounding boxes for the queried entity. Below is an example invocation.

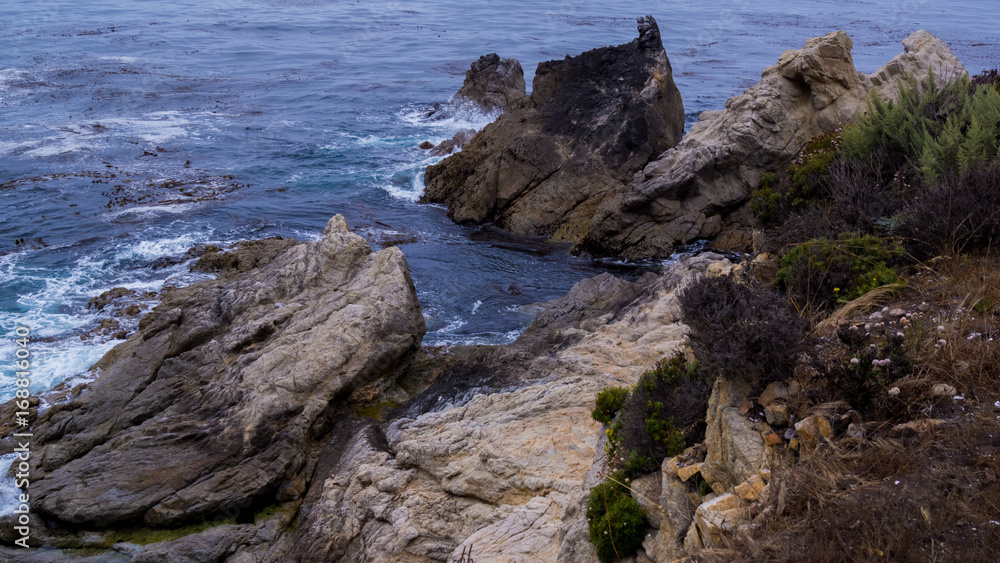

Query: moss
[100,518,235,547]
[586,480,649,562]
[354,400,400,419]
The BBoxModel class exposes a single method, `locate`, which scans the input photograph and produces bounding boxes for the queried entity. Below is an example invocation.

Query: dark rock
[421,15,684,243]
[19,215,424,528]
[88,287,137,311]
[418,140,434,150]
[429,128,477,156]
[453,53,528,114]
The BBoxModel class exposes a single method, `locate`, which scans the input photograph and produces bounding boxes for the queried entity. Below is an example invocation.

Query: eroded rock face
[257,255,728,562]
[22,215,425,528]
[421,15,684,242]
[582,30,966,260]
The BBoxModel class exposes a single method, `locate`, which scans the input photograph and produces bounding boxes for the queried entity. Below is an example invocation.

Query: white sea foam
[106,203,197,220]
[0,454,24,517]
[471,299,482,314]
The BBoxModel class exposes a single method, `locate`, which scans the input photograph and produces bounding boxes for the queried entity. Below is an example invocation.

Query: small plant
[775,233,905,315]
[680,275,806,387]
[835,323,912,417]
[592,387,630,425]
[615,354,709,475]
[586,480,649,562]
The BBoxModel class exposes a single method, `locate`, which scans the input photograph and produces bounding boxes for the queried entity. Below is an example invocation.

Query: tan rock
[759,381,790,407]
[678,463,702,483]
[686,493,749,549]
[662,456,682,478]
[632,473,665,529]
[795,415,833,455]
[733,475,767,502]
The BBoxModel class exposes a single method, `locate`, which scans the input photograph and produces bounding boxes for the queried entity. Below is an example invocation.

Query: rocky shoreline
[0,17,977,563]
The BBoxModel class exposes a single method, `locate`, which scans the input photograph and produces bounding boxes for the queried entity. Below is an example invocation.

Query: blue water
[1,0,997,401]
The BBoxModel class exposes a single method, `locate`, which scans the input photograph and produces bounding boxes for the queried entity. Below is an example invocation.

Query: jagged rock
[19,215,425,528]
[658,472,695,543]
[702,377,767,492]
[684,492,749,550]
[422,15,684,242]
[764,404,790,427]
[87,287,137,311]
[869,30,967,99]
[582,30,966,259]
[453,53,529,114]
[429,128,477,156]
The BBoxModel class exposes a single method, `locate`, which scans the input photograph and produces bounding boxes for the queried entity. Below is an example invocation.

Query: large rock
[581,30,966,259]
[19,215,425,527]
[453,53,529,114]
[421,15,684,242]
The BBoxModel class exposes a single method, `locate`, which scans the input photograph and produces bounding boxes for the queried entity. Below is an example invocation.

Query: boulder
[702,377,767,491]
[21,215,425,527]
[421,15,684,242]
[453,53,529,114]
[581,30,966,260]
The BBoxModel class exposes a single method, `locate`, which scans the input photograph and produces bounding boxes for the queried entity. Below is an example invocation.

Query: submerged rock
[422,15,684,242]
[582,30,966,259]
[14,215,425,528]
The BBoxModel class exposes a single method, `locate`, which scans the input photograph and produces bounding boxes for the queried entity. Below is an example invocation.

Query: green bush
[616,355,708,475]
[586,480,649,562]
[776,233,905,314]
[592,387,630,425]
[840,70,1000,184]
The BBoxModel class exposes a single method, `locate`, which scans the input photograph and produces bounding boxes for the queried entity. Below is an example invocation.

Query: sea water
[0,0,997,402]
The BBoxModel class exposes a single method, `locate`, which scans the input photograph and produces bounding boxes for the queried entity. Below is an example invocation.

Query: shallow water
[0,0,997,402]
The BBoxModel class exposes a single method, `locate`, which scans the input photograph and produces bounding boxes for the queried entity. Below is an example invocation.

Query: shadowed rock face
[581,30,966,260]
[421,15,684,242]
[24,215,425,527]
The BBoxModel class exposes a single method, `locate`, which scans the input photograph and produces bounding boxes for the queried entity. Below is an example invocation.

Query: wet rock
[581,30,965,259]
[422,15,684,243]
[429,128,477,156]
[24,215,425,528]
[418,140,434,149]
[453,53,529,114]
[87,287,137,311]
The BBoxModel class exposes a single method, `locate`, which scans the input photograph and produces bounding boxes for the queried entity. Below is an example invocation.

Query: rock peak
[637,15,662,51]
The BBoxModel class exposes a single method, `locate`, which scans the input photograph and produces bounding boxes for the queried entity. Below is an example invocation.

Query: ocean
[1,0,997,403]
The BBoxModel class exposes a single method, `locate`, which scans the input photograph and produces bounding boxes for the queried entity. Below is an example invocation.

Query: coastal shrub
[679,276,806,387]
[586,480,649,562]
[786,130,841,207]
[840,70,1000,183]
[835,323,912,417]
[775,233,905,314]
[592,387,630,425]
[750,172,783,225]
[616,354,709,475]
[896,161,1000,257]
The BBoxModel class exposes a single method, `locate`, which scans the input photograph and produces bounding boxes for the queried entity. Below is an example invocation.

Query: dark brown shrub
[679,276,806,388]
[897,161,1000,258]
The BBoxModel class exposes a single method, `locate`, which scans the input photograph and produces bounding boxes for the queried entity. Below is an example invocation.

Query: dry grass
[698,254,1000,562]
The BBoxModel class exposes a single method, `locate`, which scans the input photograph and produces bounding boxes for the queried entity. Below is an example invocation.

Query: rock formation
[453,53,528,114]
[581,30,966,259]
[10,216,424,531]
[421,15,684,242]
